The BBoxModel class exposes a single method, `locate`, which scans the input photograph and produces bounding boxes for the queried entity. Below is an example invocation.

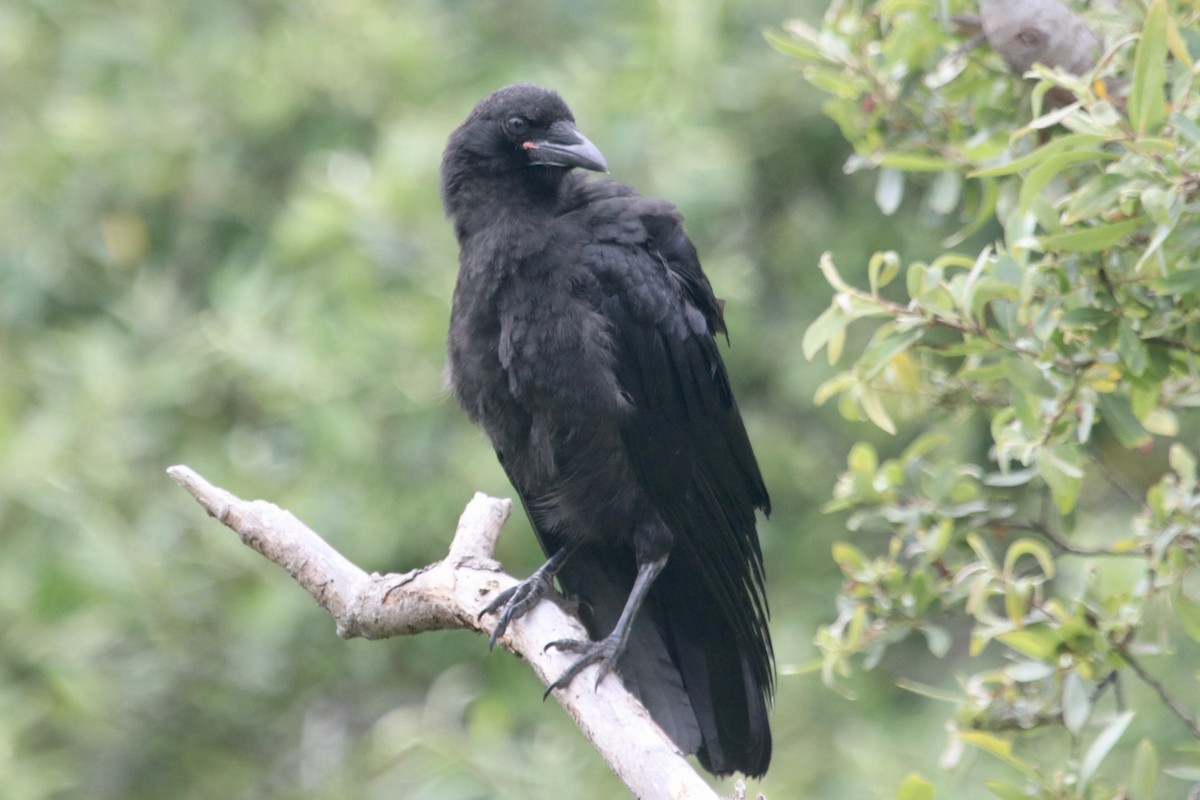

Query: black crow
[441,83,772,777]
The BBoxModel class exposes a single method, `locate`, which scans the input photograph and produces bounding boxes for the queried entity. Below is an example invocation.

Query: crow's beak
[524,120,609,173]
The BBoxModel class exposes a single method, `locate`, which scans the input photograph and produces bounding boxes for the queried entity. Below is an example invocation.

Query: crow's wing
[574,191,773,774]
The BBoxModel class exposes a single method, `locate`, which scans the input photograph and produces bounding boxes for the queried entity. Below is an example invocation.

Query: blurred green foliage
[776,0,1200,798]
[0,0,975,798]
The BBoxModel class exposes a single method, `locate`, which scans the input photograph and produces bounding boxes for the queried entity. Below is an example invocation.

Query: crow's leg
[542,555,667,696]
[480,542,578,648]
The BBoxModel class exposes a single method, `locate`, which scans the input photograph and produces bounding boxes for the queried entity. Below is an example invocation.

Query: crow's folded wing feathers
[576,193,774,695]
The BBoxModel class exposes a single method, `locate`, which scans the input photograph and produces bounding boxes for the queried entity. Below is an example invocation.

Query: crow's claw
[479,569,556,649]
[541,635,623,698]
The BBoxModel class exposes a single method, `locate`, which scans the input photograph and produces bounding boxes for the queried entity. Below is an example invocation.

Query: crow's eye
[504,116,530,137]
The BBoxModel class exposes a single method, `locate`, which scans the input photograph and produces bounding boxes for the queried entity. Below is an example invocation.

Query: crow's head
[441,84,607,225]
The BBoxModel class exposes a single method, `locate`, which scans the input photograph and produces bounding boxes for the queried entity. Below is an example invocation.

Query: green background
[2,0,1012,797]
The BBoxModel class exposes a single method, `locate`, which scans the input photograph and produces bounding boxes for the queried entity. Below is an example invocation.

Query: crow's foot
[479,567,557,648]
[541,634,623,697]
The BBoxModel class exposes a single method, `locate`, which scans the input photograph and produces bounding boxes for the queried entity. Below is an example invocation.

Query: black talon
[479,544,577,648]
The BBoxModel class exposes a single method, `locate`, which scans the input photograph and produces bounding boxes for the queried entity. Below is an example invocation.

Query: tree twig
[166,464,721,800]
[1114,641,1200,739]
[1006,516,1141,558]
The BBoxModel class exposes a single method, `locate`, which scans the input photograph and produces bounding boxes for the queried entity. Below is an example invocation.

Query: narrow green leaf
[957,731,1038,777]
[920,624,951,658]
[969,134,1108,178]
[1080,711,1134,788]
[1040,217,1147,254]
[860,325,925,380]
[832,541,867,574]
[1132,739,1158,800]
[944,177,998,247]
[803,303,852,361]
[1003,538,1056,580]
[828,326,846,365]
[997,624,1060,661]
[1168,443,1196,484]
[985,781,1034,800]
[1171,587,1200,643]
[1156,268,1200,295]
[1097,393,1151,448]
[859,384,897,435]
[1118,323,1149,377]
[868,250,901,293]
[818,252,852,291]
[1129,0,1168,135]
[1171,111,1200,145]
[1017,150,1119,217]
[764,28,825,62]
[896,772,935,800]
[806,67,861,98]
[1140,186,1179,226]
[876,167,905,215]
[1005,582,1029,628]
[984,468,1037,488]
[1038,444,1084,514]
[1006,661,1055,682]
[814,371,855,406]
[877,152,958,172]
[1063,671,1091,734]
[1060,307,1111,328]
[906,261,928,301]
[848,441,877,476]
[927,169,963,214]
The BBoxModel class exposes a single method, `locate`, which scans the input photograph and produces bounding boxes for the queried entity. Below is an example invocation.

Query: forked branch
[166,465,721,800]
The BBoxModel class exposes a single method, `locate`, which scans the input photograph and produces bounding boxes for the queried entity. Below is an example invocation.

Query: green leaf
[1005,582,1029,628]
[1140,186,1179,227]
[927,169,962,214]
[920,624,951,658]
[1129,0,1168,135]
[969,134,1109,178]
[1038,444,1084,514]
[803,303,852,362]
[1097,393,1151,448]
[985,781,1034,800]
[1171,587,1200,643]
[957,731,1038,777]
[1171,111,1200,145]
[1063,671,1090,734]
[1080,711,1134,788]
[876,167,905,215]
[998,624,1060,661]
[1156,268,1200,295]
[814,371,855,406]
[868,250,901,294]
[1006,661,1055,682]
[764,28,826,62]
[1132,739,1158,800]
[859,383,897,435]
[1016,150,1120,217]
[1168,443,1196,483]
[1003,538,1056,580]
[832,541,868,574]
[896,772,935,800]
[945,178,998,247]
[1059,307,1111,328]
[1118,323,1149,376]
[1040,217,1147,254]
[818,252,853,292]
[860,324,925,380]
[877,152,958,172]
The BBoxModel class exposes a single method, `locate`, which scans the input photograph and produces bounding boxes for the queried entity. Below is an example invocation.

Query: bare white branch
[166,464,719,800]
